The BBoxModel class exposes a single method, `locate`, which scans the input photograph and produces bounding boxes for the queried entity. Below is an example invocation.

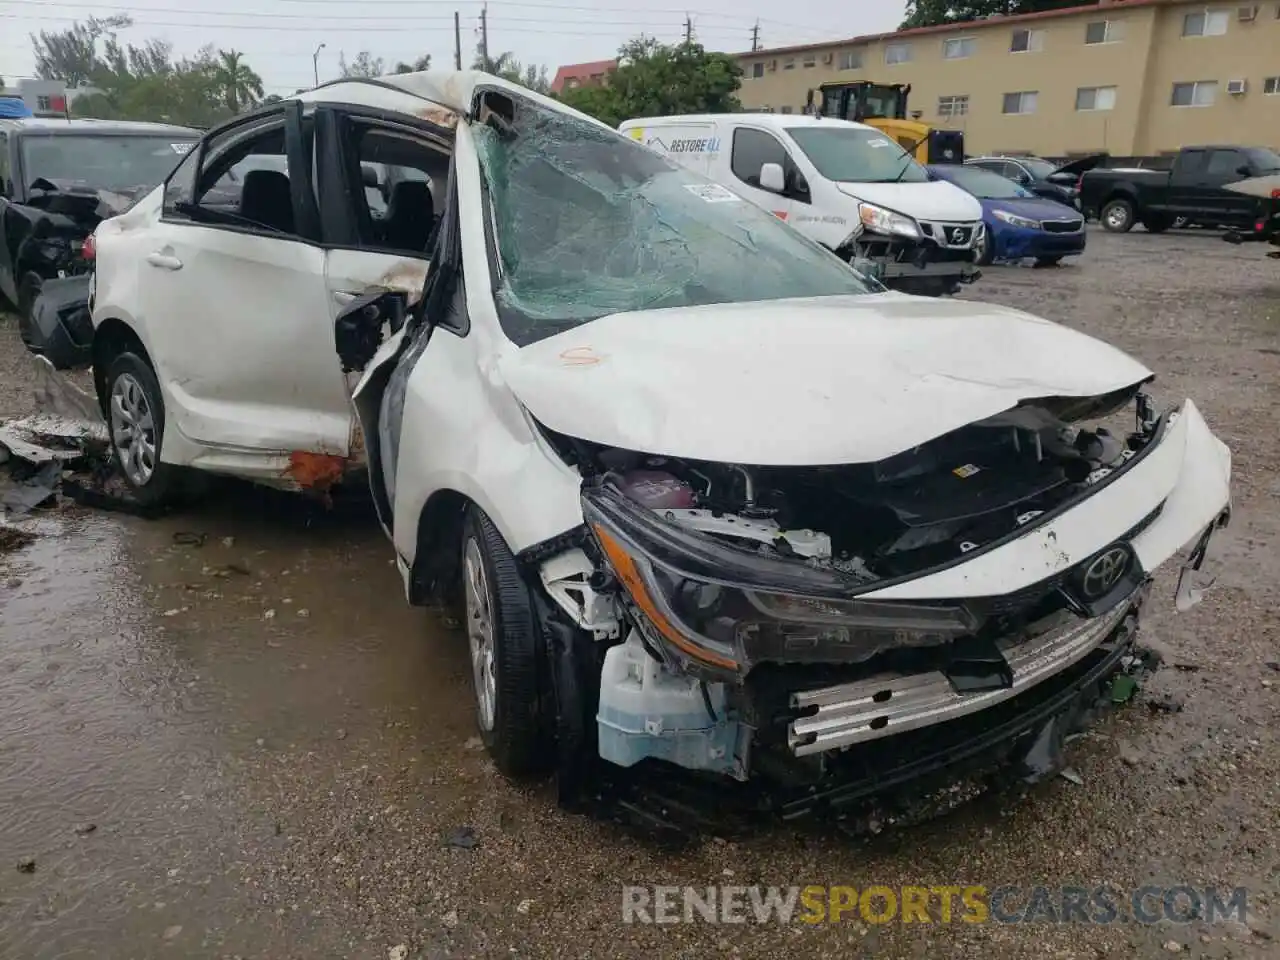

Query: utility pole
[312,42,325,87]
[454,11,462,70]
[683,15,693,45]
[750,22,760,52]
[480,4,489,70]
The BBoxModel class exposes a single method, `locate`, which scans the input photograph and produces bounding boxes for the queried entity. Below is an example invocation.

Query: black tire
[1100,198,1135,233]
[15,272,43,349]
[1142,216,1171,234]
[103,351,183,507]
[974,224,995,266]
[461,504,550,778]
[1034,256,1063,267]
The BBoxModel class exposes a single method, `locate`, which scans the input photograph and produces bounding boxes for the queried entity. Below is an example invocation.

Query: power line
[0,0,833,36]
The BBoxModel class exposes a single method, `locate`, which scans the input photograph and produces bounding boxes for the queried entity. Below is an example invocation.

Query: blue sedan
[928,163,1086,266]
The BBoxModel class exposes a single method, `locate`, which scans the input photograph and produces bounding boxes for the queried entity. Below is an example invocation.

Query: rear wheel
[461,504,551,778]
[1101,198,1135,233]
[104,351,184,507]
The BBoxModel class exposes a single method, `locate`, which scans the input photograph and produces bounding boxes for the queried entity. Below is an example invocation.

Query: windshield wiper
[889,134,930,183]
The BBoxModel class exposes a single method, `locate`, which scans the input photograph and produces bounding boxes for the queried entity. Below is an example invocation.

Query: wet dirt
[1,228,1279,959]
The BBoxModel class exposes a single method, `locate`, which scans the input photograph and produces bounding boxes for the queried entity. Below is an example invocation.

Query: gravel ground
[0,228,1278,960]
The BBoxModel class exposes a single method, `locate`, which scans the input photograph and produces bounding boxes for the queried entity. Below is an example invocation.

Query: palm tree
[212,49,263,113]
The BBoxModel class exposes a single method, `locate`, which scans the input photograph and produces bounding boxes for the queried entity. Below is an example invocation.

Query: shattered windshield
[22,134,195,194]
[473,101,875,344]
[786,126,928,183]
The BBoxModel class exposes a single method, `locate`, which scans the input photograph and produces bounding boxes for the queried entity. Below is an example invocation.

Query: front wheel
[1101,198,1135,233]
[104,351,184,507]
[461,505,551,778]
[973,226,994,266]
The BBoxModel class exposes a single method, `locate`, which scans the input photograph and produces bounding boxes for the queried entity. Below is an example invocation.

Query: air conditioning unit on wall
[1226,78,1248,94]
[1237,4,1258,20]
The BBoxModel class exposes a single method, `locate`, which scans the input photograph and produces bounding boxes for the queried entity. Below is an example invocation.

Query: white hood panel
[836,180,982,223]
[501,294,1153,466]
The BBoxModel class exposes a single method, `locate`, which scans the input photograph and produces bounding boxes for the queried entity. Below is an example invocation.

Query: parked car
[964,155,1101,208]
[929,163,1086,266]
[1222,172,1280,261]
[1080,145,1280,233]
[89,72,1232,818]
[618,113,984,296]
[0,117,200,359]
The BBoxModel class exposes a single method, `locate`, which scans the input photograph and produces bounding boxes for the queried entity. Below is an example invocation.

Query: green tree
[339,50,385,78]
[391,55,432,74]
[471,42,550,93]
[31,15,131,87]
[558,37,742,128]
[901,0,1092,28]
[210,49,263,113]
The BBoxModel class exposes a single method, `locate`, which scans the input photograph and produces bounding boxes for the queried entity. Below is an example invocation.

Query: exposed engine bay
[559,388,1154,586]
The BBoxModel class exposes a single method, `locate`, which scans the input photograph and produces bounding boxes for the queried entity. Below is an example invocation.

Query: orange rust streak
[593,524,738,671]
[288,451,347,491]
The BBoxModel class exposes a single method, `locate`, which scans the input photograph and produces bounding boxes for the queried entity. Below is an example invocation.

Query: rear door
[1167,149,1209,219]
[136,106,353,462]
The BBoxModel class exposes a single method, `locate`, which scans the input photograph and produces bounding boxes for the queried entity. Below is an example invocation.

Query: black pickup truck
[1080,145,1280,233]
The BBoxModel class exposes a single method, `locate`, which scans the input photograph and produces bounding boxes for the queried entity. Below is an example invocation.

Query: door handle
[146,252,183,271]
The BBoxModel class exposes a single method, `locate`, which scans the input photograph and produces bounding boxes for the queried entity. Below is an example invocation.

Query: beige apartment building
[735,0,1280,157]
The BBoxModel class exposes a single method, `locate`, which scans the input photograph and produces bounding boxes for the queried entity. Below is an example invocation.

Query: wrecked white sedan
[89,72,1231,819]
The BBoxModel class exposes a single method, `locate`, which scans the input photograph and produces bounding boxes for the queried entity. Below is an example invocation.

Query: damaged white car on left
[87,71,1232,822]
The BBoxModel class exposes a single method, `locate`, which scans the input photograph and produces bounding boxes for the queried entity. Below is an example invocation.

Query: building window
[1182,9,1229,35]
[36,95,52,110]
[1085,20,1123,43]
[1010,28,1045,52]
[783,58,796,70]
[1265,76,1280,94]
[802,54,816,68]
[565,78,580,89]
[1002,91,1038,114]
[1075,86,1117,111]
[884,42,912,65]
[938,94,969,117]
[943,37,975,59]
[838,50,861,70]
[1171,80,1218,106]
[752,62,764,78]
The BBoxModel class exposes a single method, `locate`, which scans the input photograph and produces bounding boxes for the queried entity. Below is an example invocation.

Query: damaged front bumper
[852,224,982,287]
[572,398,1230,796]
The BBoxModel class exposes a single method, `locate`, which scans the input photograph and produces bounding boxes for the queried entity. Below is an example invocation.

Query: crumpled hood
[501,294,1153,466]
[834,179,982,223]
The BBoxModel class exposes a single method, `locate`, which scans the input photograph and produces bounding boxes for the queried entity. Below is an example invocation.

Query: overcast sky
[1,0,906,94]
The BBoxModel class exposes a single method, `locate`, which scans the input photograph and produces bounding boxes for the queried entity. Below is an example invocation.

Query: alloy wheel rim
[463,537,497,732]
[1106,206,1127,229]
[109,373,157,487]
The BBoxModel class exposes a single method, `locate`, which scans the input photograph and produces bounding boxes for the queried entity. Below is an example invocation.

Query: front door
[138,108,354,467]
[311,106,454,472]
[727,126,798,223]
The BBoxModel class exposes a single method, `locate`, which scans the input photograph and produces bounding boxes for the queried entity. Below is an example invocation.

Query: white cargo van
[619,113,984,295]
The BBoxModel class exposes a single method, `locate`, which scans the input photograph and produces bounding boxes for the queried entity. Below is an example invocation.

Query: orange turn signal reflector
[592,523,738,671]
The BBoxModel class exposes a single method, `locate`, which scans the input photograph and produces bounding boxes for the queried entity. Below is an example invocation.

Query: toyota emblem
[1080,545,1131,600]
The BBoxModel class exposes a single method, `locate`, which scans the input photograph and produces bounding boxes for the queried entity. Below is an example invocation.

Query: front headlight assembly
[858,202,922,240]
[993,209,1042,230]
[583,487,976,680]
